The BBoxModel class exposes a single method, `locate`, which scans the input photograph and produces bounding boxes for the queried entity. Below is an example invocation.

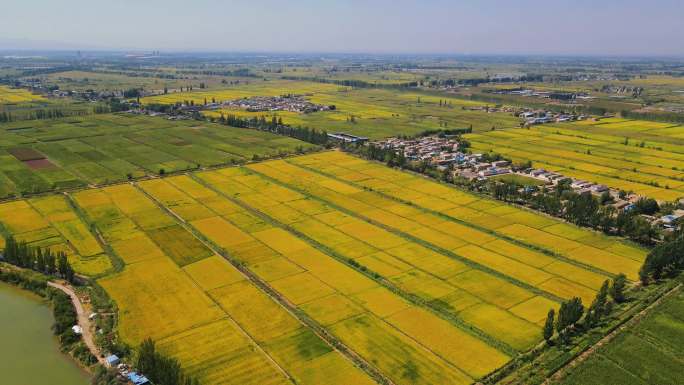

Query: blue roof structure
[105,354,120,366]
[127,372,150,385]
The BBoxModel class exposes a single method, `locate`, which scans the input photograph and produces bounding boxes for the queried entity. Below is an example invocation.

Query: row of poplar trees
[137,338,200,385]
[2,235,76,283]
[543,274,627,345]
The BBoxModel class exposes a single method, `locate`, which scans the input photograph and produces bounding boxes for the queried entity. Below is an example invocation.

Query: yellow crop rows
[0,150,653,385]
[139,174,512,384]
[70,182,373,385]
[0,85,45,104]
[0,196,111,276]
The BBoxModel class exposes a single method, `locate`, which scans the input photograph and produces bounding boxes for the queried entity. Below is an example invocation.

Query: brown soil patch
[24,158,57,170]
[8,147,45,161]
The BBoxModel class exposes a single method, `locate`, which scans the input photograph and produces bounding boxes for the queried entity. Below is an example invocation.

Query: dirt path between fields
[48,281,105,366]
[544,283,682,384]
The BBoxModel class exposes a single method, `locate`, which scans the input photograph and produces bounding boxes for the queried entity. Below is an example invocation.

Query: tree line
[137,338,200,385]
[621,109,684,124]
[639,234,684,284]
[2,235,76,283]
[481,178,662,246]
[281,76,418,89]
[345,143,667,247]
[215,113,329,145]
[0,111,13,122]
[543,275,626,345]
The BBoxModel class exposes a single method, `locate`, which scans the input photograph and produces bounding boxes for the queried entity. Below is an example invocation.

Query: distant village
[373,135,684,231]
[220,95,334,113]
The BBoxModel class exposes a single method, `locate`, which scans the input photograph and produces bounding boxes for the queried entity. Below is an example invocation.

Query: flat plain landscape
[1,52,683,385]
[0,149,649,385]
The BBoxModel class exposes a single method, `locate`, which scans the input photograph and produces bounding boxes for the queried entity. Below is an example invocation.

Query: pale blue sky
[1,0,683,55]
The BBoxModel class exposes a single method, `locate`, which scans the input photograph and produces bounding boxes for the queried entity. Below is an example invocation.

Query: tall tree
[543,309,555,343]
[610,273,627,303]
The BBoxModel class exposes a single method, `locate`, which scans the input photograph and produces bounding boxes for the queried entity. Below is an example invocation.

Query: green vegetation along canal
[0,282,90,385]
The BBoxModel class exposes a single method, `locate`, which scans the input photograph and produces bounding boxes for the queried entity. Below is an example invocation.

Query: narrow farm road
[48,281,105,366]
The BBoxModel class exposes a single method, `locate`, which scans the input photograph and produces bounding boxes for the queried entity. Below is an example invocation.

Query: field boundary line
[247,166,565,305]
[290,159,620,281]
[346,150,650,252]
[340,150,651,262]
[235,167,550,354]
[189,170,508,378]
[63,192,125,275]
[134,180,394,385]
[544,282,682,384]
[24,198,82,259]
[192,170,518,361]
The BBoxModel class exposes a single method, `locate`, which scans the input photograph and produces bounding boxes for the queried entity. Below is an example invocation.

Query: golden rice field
[465,120,684,202]
[0,152,649,385]
[0,85,45,104]
[70,183,375,385]
[0,195,111,276]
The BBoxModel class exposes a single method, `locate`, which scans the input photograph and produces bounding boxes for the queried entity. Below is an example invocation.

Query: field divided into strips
[71,183,373,385]
[140,175,510,385]
[280,152,646,280]
[465,124,684,201]
[204,166,549,352]
[571,117,684,145]
[0,195,111,276]
[558,286,684,385]
[0,113,316,197]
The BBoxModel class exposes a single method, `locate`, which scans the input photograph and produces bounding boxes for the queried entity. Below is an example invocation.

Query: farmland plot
[0,196,111,276]
[0,113,317,198]
[71,183,372,385]
[140,175,512,384]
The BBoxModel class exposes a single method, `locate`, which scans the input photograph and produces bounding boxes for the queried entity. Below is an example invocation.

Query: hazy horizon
[2,0,683,56]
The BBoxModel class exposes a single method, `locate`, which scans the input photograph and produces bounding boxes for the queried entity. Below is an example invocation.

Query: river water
[0,282,90,385]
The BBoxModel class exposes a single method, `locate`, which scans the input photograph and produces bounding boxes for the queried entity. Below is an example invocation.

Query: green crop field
[0,113,316,198]
[466,119,684,201]
[141,79,521,139]
[556,285,684,385]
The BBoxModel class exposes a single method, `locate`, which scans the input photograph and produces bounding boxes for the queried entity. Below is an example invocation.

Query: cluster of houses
[462,105,517,113]
[517,109,587,125]
[491,88,596,101]
[327,132,369,144]
[373,134,683,231]
[221,94,333,113]
[513,168,684,230]
[375,136,465,163]
[104,354,150,385]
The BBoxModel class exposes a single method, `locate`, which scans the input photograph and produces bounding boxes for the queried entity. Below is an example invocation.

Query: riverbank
[48,280,105,366]
[0,264,99,376]
[0,281,90,385]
